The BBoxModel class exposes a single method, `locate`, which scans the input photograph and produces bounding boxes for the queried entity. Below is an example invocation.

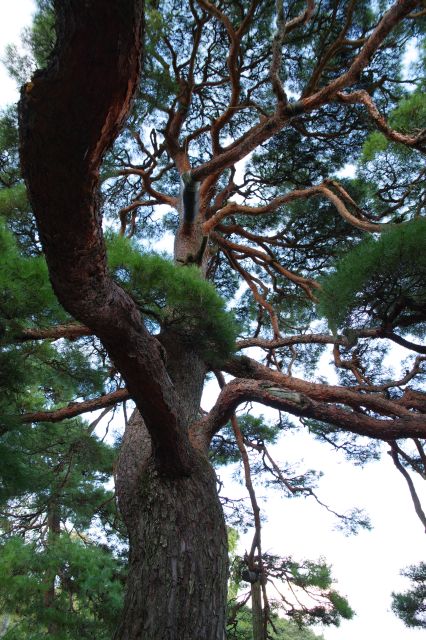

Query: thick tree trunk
[115,412,228,640]
[19,3,229,632]
[114,330,228,640]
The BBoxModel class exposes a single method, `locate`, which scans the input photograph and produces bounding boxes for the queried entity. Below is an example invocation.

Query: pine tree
[1,1,425,638]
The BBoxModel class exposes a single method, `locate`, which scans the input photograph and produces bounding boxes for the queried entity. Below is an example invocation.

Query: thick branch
[223,355,421,420]
[318,184,387,232]
[337,89,426,153]
[19,389,130,426]
[18,1,193,475]
[192,0,419,182]
[201,378,426,444]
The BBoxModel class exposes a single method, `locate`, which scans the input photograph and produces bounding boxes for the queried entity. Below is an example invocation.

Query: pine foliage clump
[318,218,426,333]
[107,234,237,364]
[392,562,426,629]
[0,535,124,640]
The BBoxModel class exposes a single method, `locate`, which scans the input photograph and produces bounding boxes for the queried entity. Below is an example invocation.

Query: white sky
[0,1,35,105]
[0,4,425,639]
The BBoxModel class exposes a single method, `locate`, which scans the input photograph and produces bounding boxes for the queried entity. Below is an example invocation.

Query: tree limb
[18,0,193,475]
[388,442,426,532]
[14,323,92,342]
[191,0,420,181]
[199,377,426,445]
[18,389,130,425]
[337,89,426,153]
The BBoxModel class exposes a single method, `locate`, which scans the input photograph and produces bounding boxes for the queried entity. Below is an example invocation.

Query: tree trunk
[251,581,265,640]
[114,329,228,640]
[115,412,228,640]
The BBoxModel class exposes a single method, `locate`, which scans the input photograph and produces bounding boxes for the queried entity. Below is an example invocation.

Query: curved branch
[18,1,193,475]
[191,0,419,182]
[200,377,426,444]
[19,389,130,425]
[223,355,420,419]
[386,331,426,355]
[337,89,426,153]
[303,0,357,97]
[214,232,319,296]
[388,442,426,532]
[318,184,387,232]
[196,0,256,152]
[120,168,177,207]
[301,0,421,106]
[226,250,281,338]
[203,185,319,233]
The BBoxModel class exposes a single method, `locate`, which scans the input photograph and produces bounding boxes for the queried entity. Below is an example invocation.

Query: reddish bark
[191,0,420,182]
[16,323,92,342]
[18,0,193,475]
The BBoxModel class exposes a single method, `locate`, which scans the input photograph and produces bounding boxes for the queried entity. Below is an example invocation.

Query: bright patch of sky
[0,1,36,107]
[402,38,420,84]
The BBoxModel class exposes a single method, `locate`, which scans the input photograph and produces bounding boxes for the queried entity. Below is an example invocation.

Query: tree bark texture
[251,581,264,640]
[114,331,228,639]
[115,411,228,640]
[19,0,196,477]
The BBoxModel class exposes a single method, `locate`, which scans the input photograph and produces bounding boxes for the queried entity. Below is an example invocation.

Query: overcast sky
[0,4,425,639]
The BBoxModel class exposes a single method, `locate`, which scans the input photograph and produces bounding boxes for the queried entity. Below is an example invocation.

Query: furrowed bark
[18,1,193,475]
[198,377,426,443]
[115,338,228,640]
[115,413,227,640]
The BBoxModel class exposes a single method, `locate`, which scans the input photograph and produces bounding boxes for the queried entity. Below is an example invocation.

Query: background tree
[0,0,425,639]
[392,562,426,629]
[227,605,327,640]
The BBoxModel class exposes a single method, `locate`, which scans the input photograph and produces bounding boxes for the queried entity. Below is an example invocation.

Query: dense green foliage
[318,218,426,333]
[0,536,124,640]
[392,563,426,629]
[107,234,238,365]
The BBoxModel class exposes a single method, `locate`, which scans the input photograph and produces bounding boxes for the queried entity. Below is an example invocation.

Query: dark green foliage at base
[0,417,124,639]
[0,536,124,640]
